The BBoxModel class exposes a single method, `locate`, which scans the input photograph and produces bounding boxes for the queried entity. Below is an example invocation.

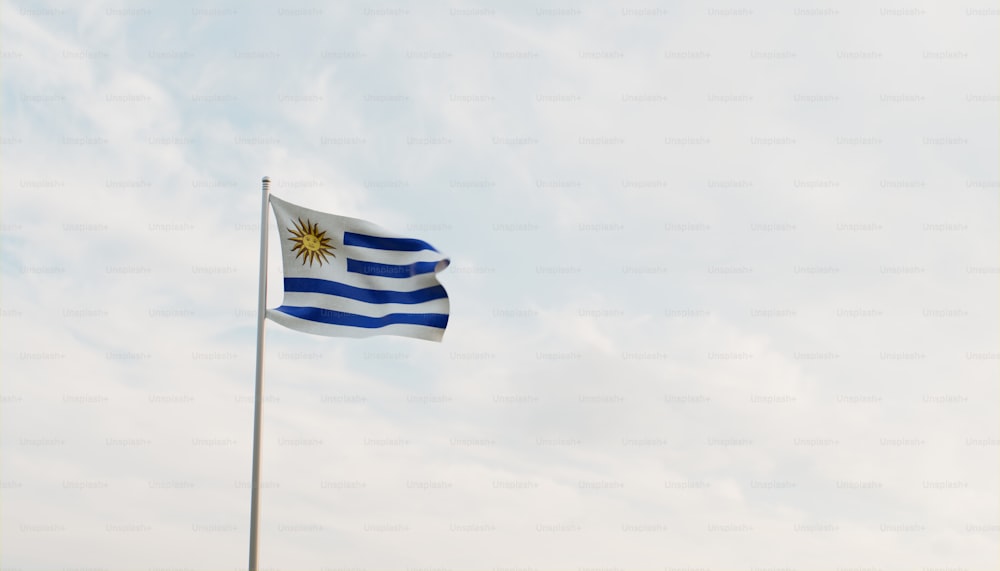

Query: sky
[1,1,998,569]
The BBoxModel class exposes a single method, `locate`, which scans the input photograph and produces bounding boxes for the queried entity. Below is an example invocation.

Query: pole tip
[262,176,270,183]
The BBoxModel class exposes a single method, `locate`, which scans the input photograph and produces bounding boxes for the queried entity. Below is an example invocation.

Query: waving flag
[266,194,450,341]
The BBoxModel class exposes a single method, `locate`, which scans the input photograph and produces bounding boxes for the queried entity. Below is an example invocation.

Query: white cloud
[1,1,997,569]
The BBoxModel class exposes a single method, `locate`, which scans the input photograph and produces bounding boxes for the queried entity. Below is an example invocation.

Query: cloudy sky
[1,1,997,569]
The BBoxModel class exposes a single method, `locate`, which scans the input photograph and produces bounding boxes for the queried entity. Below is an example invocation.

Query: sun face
[288,217,335,266]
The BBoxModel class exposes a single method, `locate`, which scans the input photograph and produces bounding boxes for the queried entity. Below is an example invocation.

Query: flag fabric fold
[266,194,450,341]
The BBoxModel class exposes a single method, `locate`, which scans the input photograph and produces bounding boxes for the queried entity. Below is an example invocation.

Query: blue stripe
[343,231,438,253]
[284,278,447,305]
[346,258,438,278]
[275,305,448,329]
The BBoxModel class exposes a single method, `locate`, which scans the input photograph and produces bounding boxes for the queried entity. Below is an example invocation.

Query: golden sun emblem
[288,218,335,266]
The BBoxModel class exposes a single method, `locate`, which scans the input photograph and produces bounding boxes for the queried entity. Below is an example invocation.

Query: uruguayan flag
[266,195,450,342]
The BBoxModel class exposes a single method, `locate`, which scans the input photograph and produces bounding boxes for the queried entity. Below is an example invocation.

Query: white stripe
[280,269,445,293]
[280,291,450,319]
[340,245,445,266]
[267,309,446,342]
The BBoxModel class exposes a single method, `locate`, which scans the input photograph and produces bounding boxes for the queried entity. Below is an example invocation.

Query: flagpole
[248,176,270,571]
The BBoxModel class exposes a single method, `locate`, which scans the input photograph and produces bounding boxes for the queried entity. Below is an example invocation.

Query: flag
[266,194,450,342]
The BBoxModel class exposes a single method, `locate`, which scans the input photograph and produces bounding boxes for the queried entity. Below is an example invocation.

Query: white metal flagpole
[248,176,270,571]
